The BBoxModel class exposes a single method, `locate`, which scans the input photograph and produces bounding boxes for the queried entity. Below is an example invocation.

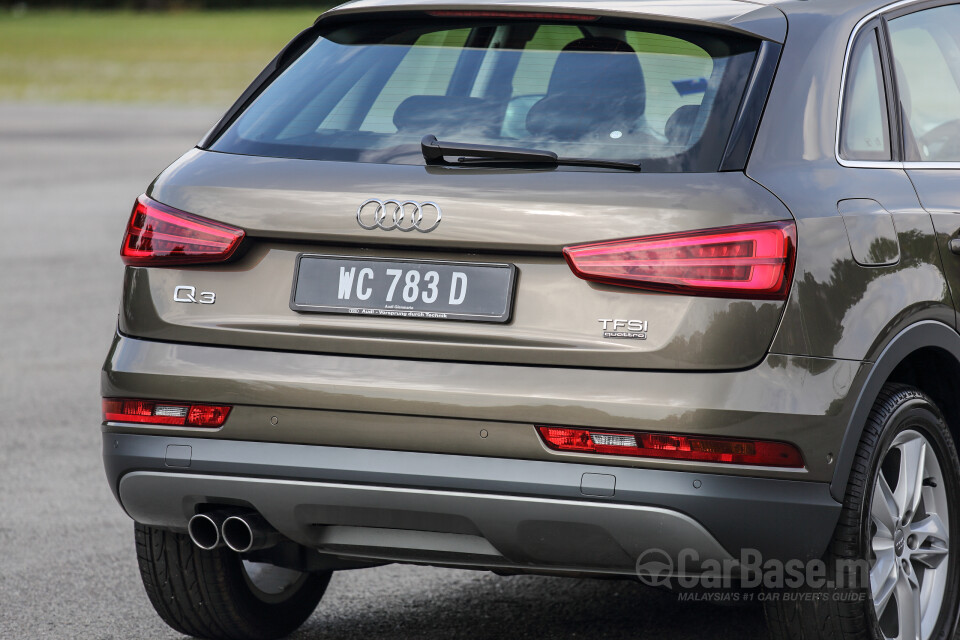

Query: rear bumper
[102,332,867,483]
[104,433,841,576]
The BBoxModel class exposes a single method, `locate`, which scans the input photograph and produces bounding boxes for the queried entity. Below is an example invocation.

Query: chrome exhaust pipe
[188,511,230,550]
[221,513,281,553]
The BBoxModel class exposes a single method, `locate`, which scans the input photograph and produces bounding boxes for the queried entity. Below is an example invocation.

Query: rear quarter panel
[747,3,954,361]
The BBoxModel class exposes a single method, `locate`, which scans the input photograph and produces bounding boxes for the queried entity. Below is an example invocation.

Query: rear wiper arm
[421,135,641,172]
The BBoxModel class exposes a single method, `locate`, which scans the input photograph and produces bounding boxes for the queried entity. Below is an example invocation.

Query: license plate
[291,255,517,323]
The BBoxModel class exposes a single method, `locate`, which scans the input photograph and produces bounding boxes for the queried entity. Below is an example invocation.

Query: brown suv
[102,1,960,638]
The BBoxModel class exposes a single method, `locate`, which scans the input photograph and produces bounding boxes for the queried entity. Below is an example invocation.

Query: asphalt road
[0,102,767,640]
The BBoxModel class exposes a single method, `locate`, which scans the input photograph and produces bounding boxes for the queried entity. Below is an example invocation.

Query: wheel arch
[831,320,960,501]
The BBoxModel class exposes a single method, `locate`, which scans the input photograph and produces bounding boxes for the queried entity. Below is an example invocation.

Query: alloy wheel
[870,429,951,640]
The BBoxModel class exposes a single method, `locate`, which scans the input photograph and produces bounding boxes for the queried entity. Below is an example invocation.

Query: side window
[840,29,891,161]
[888,5,960,161]
[359,29,471,133]
[624,32,714,140]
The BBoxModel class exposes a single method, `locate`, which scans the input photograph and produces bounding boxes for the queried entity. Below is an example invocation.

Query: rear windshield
[210,15,760,172]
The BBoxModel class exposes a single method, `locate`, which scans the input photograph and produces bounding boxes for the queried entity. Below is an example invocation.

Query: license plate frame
[290,254,518,323]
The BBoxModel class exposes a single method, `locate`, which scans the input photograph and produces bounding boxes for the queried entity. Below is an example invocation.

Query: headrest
[393,95,495,136]
[526,38,646,140]
[547,37,644,106]
[665,104,701,145]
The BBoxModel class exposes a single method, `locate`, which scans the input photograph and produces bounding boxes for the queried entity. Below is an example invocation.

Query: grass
[0,9,333,105]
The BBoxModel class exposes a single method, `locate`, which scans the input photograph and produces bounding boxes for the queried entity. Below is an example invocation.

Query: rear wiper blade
[421,135,641,172]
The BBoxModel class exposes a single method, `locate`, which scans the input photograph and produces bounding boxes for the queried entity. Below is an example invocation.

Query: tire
[134,522,331,640]
[765,384,960,640]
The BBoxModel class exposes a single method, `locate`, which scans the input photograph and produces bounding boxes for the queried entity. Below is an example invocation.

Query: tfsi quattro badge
[598,319,648,340]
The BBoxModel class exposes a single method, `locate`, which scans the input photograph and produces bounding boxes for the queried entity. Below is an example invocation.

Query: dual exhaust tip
[187,510,280,553]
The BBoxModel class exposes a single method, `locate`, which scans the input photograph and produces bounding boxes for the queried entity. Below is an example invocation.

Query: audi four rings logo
[357,199,442,233]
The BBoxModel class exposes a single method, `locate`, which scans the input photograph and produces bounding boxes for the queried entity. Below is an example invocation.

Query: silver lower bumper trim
[120,471,734,576]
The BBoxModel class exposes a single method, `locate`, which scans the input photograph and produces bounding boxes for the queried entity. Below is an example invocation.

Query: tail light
[563,221,796,299]
[537,426,804,468]
[121,195,245,266]
[102,398,232,428]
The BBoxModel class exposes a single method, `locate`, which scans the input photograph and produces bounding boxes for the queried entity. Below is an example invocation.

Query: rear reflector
[537,426,804,468]
[563,221,796,299]
[121,194,245,267]
[102,398,231,428]
[427,10,598,20]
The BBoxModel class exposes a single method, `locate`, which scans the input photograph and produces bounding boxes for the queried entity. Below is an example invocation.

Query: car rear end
[102,2,847,583]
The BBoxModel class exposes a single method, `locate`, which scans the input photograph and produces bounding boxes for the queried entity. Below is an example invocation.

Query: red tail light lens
[563,221,796,299]
[102,398,231,428]
[537,426,804,468]
[121,195,245,266]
